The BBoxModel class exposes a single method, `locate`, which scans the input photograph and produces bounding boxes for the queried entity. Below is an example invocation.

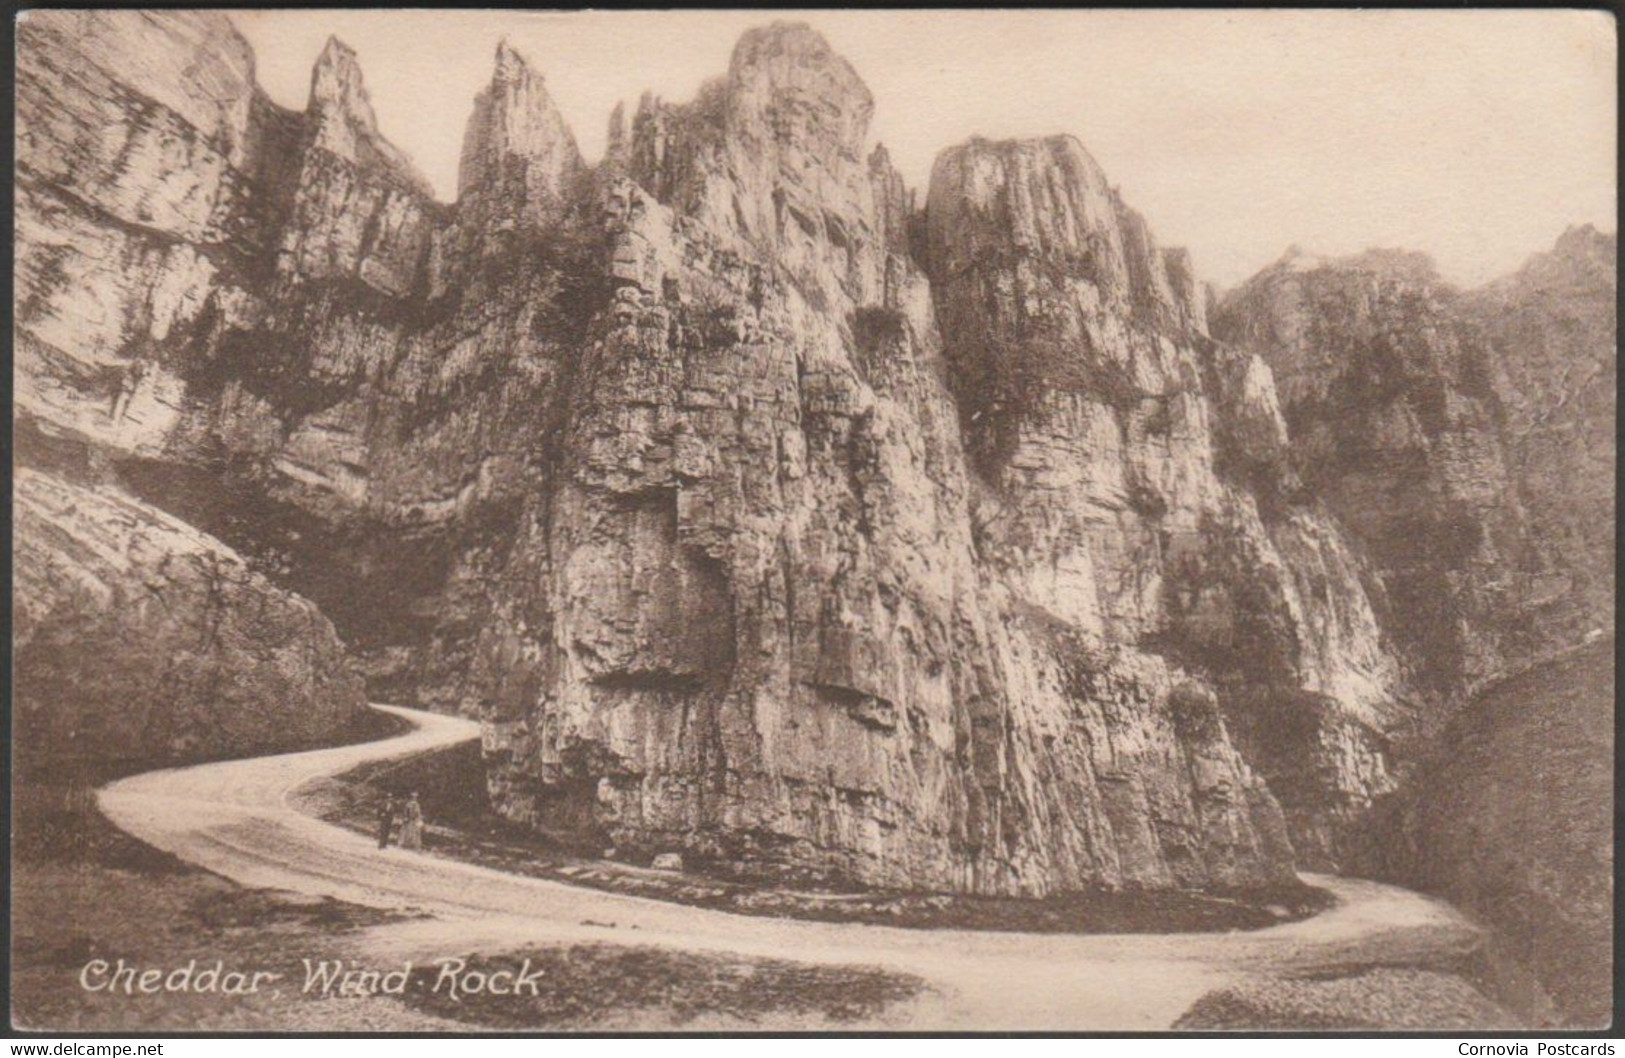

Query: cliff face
[1213,236,1616,1024]
[17,11,574,711]
[923,137,1402,864]
[473,28,1305,893]
[1213,250,1532,713]
[1357,639,1615,1027]
[14,465,366,772]
[1470,226,1617,647]
[13,10,1612,901]
[1213,233,1615,708]
[14,11,372,767]
[15,12,1309,894]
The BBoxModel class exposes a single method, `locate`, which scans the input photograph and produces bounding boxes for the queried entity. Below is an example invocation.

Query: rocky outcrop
[923,137,1403,864]
[441,40,586,278]
[16,9,572,711]
[13,11,373,768]
[13,465,367,772]
[15,11,1309,894]
[473,30,1301,894]
[1469,226,1617,648]
[458,41,583,216]
[1213,250,1534,712]
[1213,232,1616,707]
[1215,236,1616,1024]
[1356,638,1615,1026]
[277,37,439,296]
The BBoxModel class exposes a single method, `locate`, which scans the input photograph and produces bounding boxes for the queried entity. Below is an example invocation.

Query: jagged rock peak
[1162,247,1208,334]
[927,135,1115,245]
[625,21,878,162]
[1558,220,1612,246]
[306,35,434,196]
[926,134,1192,332]
[1472,225,1617,302]
[867,142,907,187]
[605,100,629,165]
[730,21,865,85]
[458,36,582,201]
[727,22,874,148]
[492,37,530,83]
[618,20,892,300]
[868,142,913,257]
[310,36,374,124]
[867,141,909,202]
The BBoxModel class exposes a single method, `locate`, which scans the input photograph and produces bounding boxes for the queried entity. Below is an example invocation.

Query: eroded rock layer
[473,28,1302,893]
[1214,250,1533,709]
[14,465,366,770]
[923,137,1403,865]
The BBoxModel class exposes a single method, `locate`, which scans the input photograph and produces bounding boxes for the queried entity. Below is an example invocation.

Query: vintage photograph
[10,8,1617,1034]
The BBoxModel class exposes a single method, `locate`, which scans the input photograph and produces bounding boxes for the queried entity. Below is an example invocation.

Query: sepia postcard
[9,8,1617,1036]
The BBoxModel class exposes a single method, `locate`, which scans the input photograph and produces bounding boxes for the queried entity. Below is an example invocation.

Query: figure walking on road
[376,793,400,849]
[399,791,424,850]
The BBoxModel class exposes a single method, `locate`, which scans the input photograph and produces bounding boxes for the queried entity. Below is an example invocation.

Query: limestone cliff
[1213,233,1614,710]
[17,10,573,712]
[923,137,1402,864]
[14,11,371,769]
[1357,639,1615,1026]
[473,28,1300,893]
[1214,236,1616,1023]
[14,464,366,772]
[1214,250,1531,713]
[15,12,1305,894]
[1470,226,1617,648]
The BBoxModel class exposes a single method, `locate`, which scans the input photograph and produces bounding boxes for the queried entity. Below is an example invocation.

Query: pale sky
[231,9,1616,290]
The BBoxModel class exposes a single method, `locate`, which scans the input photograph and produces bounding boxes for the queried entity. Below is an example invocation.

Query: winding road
[99,704,1485,1030]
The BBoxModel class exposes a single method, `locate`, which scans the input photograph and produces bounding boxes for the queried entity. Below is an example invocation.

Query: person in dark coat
[377,793,400,849]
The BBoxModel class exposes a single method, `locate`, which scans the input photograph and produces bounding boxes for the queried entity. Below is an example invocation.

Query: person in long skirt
[399,791,424,850]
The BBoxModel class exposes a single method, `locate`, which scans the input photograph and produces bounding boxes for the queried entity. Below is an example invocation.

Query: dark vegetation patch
[849,305,908,389]
[11,773,422,1032]
[937,308,1152,481]
[405,213,609,444]
[1173,967,1518,1031]
[300,741,1335,935]
[11,858,435,1033]
[397,945,927,1029]
[852,305,907,352]
[183,295,367,424]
